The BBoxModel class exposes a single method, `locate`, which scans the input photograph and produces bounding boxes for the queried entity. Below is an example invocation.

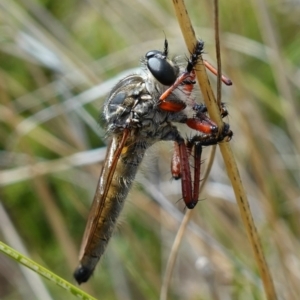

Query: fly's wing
[74,75,151,284]
[79,129,130,259]
[78,77,148,258]
[74,129,131,284]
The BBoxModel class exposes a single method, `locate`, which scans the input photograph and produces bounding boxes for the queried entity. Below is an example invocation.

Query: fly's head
[144,39,180,87]
[104,39,197,138]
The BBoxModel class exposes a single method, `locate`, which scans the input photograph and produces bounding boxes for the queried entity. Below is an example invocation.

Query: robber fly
[74,39,232,284]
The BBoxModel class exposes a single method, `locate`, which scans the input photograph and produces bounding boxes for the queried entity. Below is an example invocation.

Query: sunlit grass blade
[0,241,97,300]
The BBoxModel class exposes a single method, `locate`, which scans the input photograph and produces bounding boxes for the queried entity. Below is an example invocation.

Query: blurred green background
[1,0,300,299]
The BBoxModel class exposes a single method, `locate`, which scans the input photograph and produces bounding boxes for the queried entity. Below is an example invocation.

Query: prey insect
[74,39,232,284]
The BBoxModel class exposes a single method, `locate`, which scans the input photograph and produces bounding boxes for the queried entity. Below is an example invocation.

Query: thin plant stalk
[213,0,222,106]
[161,3,222,298]
[170,0,277,299]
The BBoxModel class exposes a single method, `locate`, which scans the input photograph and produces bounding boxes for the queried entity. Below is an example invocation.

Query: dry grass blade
[171,0,277,299]
[252,0,299,152]
[160,209,193,300]
[213,0,222,106]
[161,2,223,298]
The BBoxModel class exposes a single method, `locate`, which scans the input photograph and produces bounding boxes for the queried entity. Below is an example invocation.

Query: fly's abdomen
[74,137,147,283]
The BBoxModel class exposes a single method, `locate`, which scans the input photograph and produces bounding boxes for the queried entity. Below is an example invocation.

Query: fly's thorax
[103,74,149,132]
[103,75,145,121]
[102,72,168,137]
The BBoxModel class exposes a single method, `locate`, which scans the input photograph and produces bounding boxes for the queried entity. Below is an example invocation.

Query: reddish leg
[176,140,196,209]
[158,97,186,112]
[173,116,231,209]
[192,143,202,204]
[159,71,196,102]
[171,140,202,209]
[180,140,203,209]
[157,70,195,113]
[170,113,218,208]
[186,117,218,134]
[186,108,220,135]
[171,135,196,179]
[204,60,232,86]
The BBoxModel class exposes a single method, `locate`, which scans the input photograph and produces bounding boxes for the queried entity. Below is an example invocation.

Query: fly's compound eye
[145,50,177,86]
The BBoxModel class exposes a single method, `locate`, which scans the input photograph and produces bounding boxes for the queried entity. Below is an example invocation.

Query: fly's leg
[171,115,232,209]
[186,140,203,207]
[186,100,232,137]
[171,139,202,209]
[162,124,194,209]
[185,124,232,210]
[158,97,187,113]
[187,124,232,209]
[175,138,195,209]
[191,142,202,204]
[190,100,233,144]
[190,123,233,146]
[171,132,202,209]
[186,114,218,134]
[203,60,232,86]
[156,67,196,112]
